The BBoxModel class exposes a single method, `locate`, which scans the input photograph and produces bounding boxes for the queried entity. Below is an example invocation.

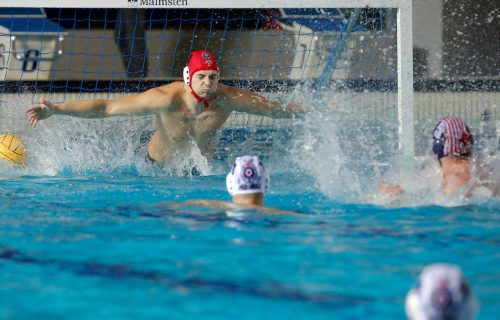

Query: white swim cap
[226,155,269,196]
[405,263,477,320]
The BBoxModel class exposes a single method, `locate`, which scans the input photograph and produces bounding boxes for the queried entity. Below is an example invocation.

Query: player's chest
[167,107,230,130]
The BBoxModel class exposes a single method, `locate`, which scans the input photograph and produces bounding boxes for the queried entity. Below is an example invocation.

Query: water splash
[1,94,215,177]
[287,83,499,206]
[289,85,363,202]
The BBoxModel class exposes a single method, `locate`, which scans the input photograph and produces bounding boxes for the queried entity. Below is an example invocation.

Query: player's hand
[377,181,405,196]
[26,97,56,127]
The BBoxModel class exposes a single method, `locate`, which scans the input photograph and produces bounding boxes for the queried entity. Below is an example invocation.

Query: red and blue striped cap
[432,117,473,159]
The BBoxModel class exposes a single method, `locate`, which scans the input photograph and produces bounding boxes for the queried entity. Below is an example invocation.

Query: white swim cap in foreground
[226,155,269,196]
[405,263,477,320]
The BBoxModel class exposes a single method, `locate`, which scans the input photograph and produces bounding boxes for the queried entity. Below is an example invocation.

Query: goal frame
[3,0,414,158]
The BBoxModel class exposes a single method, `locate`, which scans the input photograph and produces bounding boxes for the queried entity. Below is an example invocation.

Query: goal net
[0,1,413,167]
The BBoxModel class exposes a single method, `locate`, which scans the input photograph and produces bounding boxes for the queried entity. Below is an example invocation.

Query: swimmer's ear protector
[226,155,269,196]
[183,50,219,86]
[432,123,447,161]
[183,66,190,85]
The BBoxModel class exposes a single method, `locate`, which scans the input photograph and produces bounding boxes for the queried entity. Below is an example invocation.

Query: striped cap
[432,117,473,159]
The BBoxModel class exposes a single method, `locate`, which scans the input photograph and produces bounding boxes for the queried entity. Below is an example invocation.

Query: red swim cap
[183,50,218,85]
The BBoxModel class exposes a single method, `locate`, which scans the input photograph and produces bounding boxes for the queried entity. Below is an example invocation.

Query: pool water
[0,172,499,319]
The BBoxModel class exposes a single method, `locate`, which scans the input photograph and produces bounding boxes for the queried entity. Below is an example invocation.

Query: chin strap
[190,87,219,109]
[190,91,210,109]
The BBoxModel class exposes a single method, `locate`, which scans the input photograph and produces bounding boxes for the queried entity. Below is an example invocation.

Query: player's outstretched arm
[27,87,175,127]
[222,85,305,118]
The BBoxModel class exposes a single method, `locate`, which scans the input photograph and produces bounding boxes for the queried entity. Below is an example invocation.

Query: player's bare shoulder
[213,83,240,110]
[216,83,236,97]
[143,82,185,111]
[153,81,185,97]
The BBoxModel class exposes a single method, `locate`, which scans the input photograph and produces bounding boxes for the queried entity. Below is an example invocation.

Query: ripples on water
[0,175,498,319]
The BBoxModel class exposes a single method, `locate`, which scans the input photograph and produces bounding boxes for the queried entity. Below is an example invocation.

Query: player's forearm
[267,101,305,118]
[229,86,305,118]
[247,96,304,118]
[55,99,109,118]
[282,102,306,117]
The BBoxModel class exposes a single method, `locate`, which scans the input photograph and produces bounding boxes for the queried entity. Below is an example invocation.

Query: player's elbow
[103,100,124,116]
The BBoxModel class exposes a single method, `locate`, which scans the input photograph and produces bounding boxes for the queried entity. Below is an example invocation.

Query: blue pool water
[0,171,499,319]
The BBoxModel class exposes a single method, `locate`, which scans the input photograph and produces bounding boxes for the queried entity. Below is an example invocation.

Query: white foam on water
[288,87,363,202]
[0,94,214,177]
[287,85,499,206]
[1,92,497,207]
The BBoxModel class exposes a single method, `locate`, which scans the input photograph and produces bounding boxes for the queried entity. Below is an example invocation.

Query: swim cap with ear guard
[226,155,269,196]
[183,50,219,109]
[405,263,476,320]
[432,117,473,160]
[183,50,219,86]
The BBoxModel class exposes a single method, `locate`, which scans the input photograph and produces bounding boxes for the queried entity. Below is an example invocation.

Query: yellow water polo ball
[0,134,27,165]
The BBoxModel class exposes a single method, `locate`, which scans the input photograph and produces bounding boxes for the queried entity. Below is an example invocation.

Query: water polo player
[27,50,304,165]
[378,117,498,198]
[405,263,477,320]
[225,155,269,206]
[431,116,474,196]
[164,155,295,214]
